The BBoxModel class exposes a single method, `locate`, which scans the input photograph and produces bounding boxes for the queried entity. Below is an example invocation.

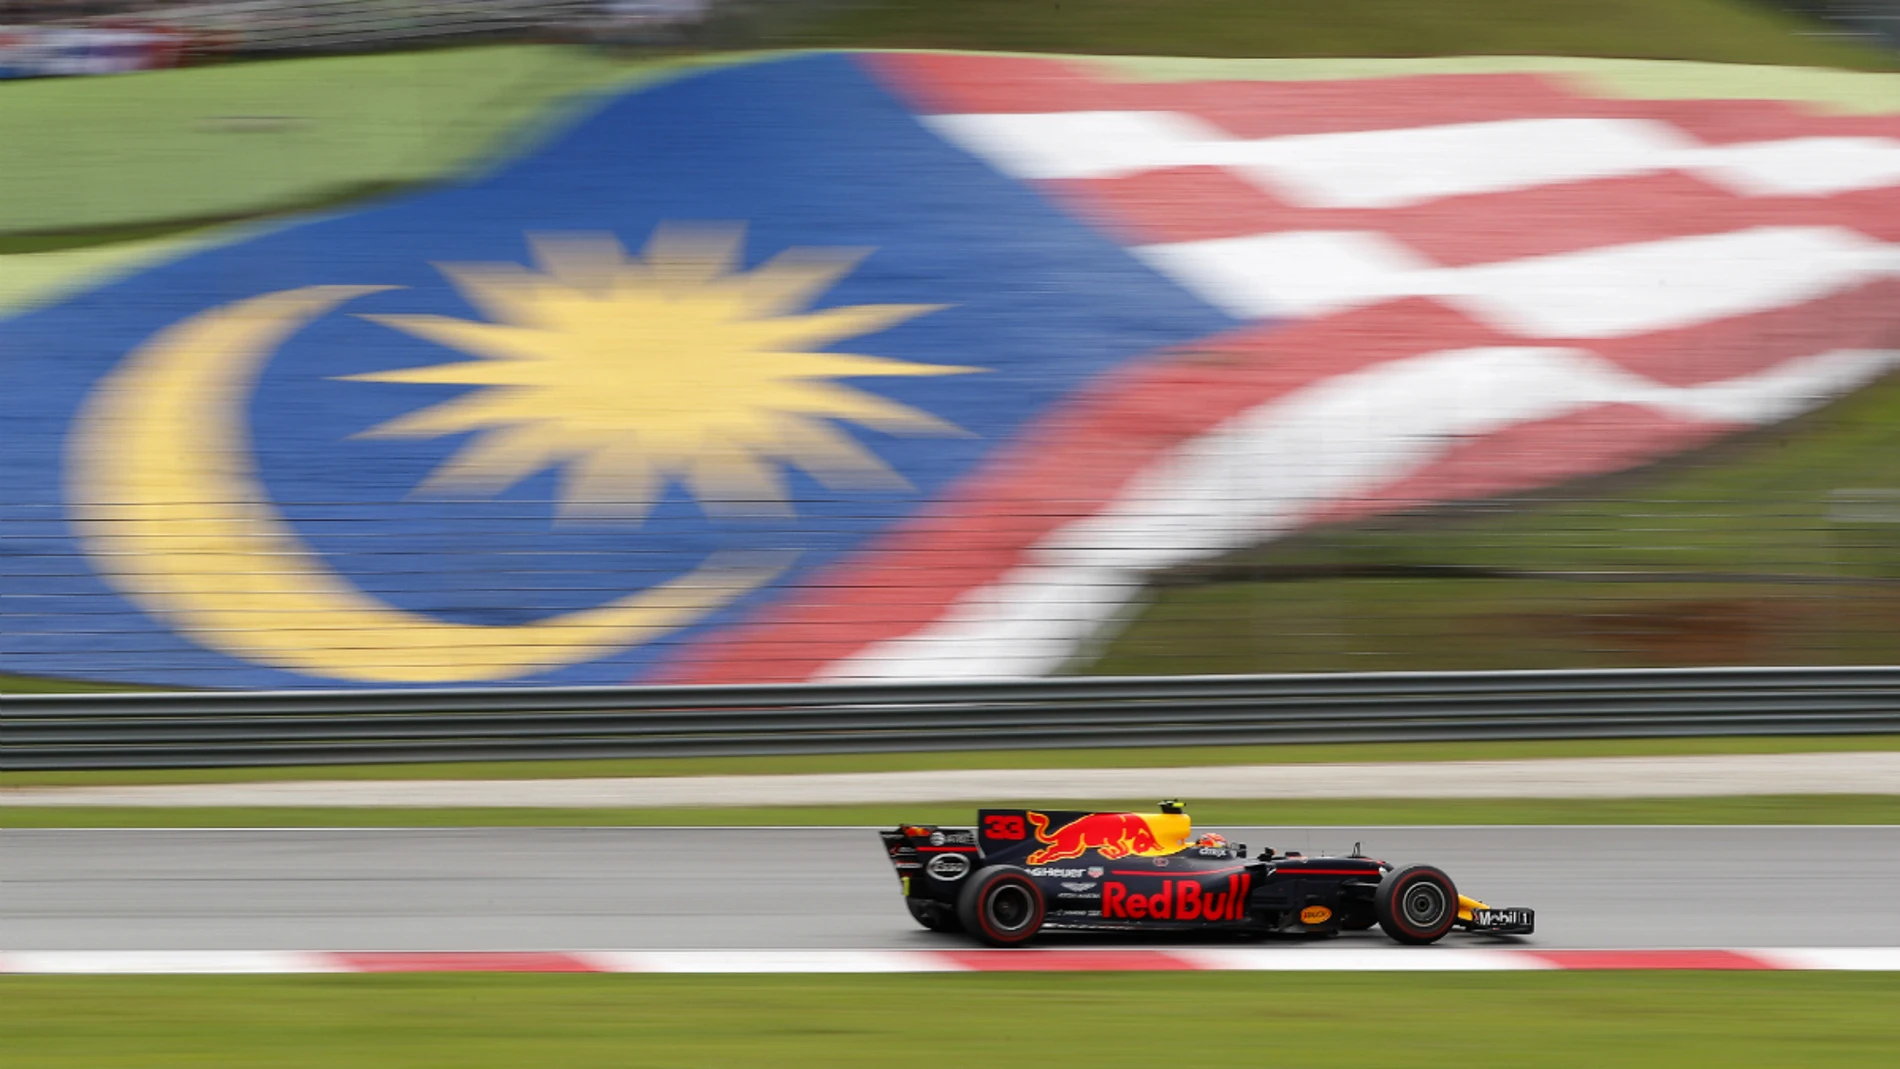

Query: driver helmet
[1194,833,1228,849]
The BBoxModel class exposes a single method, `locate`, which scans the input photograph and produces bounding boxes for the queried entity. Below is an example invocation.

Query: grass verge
[796,0,1898,69]
[7,795,1900,828]
[9,734,1900,788]
[4,973,1897,1068]
[1090,370,1900,676]
[0,672,180,696]
[6,0,1893,240]
[0,45,664,238]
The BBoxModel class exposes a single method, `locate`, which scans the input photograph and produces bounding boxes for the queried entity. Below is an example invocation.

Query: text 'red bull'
[1025,811,1161,864]
[1101,874,1252,922]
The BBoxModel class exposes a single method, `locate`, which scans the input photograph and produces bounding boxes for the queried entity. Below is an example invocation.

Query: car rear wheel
[906,898,964,933]
[1375,864,1459,945]
[956,866,1046,947]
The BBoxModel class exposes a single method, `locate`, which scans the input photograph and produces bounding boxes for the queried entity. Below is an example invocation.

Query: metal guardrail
[1773,1,1900,51]
[7,666,1900,769]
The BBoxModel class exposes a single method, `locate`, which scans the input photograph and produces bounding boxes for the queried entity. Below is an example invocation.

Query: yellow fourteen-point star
[346,228,978,521]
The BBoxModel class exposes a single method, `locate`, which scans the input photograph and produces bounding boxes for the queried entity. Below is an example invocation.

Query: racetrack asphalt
[6,826,1896,952]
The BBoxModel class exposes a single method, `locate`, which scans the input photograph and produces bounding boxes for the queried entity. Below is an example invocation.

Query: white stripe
[1175,947,1544,971]
[1133,230,1431,319]
[1687,137,1900,198]
[582,950,965,973]
[1429,226,1897,339]
[1138,226,1899,336]
[1749,948,1900,970]
[822,347,1900,680]
[1211,118,1695,209]
[926,111,1900,208]
[927,113,1699,206]
[4,948,1894,973]
[0,950,336,974]
[921,111,1229,180]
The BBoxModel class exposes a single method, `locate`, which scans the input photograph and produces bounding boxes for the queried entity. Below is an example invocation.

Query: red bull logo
[1102,874,1252,922]
[1026,811,1168,864]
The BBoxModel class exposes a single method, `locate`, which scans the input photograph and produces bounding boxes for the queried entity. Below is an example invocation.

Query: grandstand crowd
[0,0,719,72]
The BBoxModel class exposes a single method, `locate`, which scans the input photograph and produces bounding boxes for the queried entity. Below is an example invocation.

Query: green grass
[798,0,1898,69]
[4,0,1893,240]
[1090,372,1900,676]
[4,973,1897,1068]
[8,795,1900,829]
[0,217,255,257]
[9,734,1899,788]
[0,46,667,238]
[0,673,179,696]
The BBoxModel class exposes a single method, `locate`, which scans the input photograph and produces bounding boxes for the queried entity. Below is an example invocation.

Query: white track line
[10,751,1898,807]
[4,947,1897,974]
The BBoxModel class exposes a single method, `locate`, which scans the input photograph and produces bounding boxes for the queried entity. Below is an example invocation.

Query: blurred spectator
[598,0,710,45]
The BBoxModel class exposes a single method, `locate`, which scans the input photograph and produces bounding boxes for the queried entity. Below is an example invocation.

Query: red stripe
[1311,280,1896,515]
[863,52,1124,116]
[650,53,1900,685]
[882,53,1900,265]
[656,301,1509,683]
[1602,96,1900,146]
[941,950,1203,972]
[1132,72,1588,140]
[1378,171,1786,266]
[658,286,1891,684]
[1108,866,1249,877]
[1263,869,1384,876]
[915,846,978,852]
[872,51,1900,145]
[1579,275,1900,386]
[1530,950,1778,971]
[1044,168,1301,247]
[1056,167,1897,267]
[657,266,1895,684]
[1817,186,1900,244]
[322,952,600,973]
[867,53,1594,136]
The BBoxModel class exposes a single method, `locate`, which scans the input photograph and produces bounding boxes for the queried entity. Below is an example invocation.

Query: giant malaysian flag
[1,52,1896,689]
[668,53,1900,684]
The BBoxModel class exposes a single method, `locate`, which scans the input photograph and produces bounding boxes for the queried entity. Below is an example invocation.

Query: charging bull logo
[1026,811,1176,864]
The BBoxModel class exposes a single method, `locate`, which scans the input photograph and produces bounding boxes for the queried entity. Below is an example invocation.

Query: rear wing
[880,824,980,865]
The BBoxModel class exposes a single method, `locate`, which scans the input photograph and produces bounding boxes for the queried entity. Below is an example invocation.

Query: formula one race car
[881,802,1534,947]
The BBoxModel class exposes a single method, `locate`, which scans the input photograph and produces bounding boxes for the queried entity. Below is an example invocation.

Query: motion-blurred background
[4,0,1899,693]
[9,14,1900,1063]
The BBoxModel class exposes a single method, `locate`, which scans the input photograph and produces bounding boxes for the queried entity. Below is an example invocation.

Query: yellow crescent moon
[67,285,787,684]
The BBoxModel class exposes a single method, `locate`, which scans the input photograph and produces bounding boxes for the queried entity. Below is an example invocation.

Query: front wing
[1462,906,1536,935]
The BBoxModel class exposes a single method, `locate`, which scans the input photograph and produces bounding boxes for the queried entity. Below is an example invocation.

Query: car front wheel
[956,866,1046,947]
[1374,864,1459,945]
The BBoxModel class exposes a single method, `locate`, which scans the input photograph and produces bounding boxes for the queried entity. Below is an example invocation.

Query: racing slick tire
[957,865,1046,947]
[906,898,964,933]
[1375,864,1459,945]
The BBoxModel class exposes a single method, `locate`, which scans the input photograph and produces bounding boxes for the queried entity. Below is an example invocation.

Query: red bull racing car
[881,802,1534,947]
